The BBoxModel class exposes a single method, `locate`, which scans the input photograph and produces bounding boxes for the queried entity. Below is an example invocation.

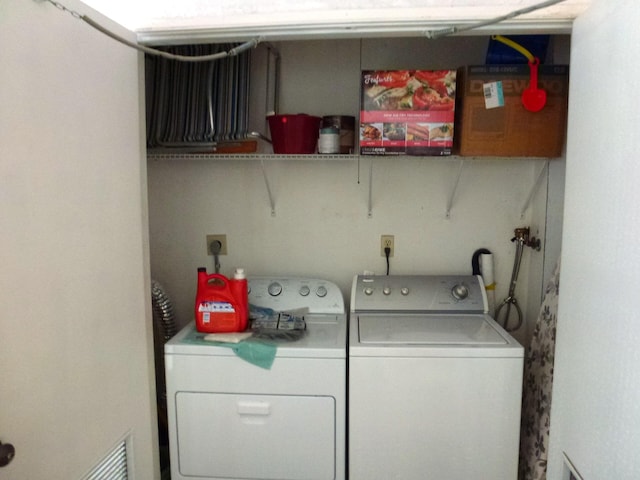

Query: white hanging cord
[43,0,261,62]
[425,0,571,39]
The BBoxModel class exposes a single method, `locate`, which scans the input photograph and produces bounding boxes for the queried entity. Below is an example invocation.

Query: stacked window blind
[145,44,251,148]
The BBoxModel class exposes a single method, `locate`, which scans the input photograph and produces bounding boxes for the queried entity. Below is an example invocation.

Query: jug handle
[204,273,230,288]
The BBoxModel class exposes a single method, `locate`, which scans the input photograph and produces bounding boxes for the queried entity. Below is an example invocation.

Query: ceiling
[78,0,591,43]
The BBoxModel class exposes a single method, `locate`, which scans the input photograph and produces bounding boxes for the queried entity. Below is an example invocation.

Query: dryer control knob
[383,287,392,295]
[268,282,283,296]
[364,287,374,296]
[401,287,410,296]
[299,285,310,296]
[451,284,469,300]
[316,286,328,297]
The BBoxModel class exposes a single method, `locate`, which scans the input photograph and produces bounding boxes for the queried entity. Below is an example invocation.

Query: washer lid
[358,314,508,345]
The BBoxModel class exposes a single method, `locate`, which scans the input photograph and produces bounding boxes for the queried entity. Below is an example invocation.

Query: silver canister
[318,126,340,154]
[322,115,355,154]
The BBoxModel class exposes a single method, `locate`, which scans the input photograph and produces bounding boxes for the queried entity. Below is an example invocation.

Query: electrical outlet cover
[206,234,227,255]
[380,235,394,257]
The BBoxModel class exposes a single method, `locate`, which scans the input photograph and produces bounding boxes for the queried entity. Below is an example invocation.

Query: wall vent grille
[83,438,129,480]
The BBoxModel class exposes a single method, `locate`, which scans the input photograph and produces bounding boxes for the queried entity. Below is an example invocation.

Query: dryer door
[174,392,336,479]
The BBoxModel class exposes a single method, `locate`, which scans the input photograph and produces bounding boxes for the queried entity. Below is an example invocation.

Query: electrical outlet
[380,235,394,257]
[206,234,228,255]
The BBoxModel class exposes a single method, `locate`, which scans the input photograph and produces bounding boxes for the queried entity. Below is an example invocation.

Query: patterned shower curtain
[518,260,561,480]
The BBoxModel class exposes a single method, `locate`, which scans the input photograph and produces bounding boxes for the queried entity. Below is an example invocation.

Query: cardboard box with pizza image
[360,70,456,156]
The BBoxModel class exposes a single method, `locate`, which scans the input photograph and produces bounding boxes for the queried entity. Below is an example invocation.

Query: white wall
[548,1,640,478]
[149,156,547,336]
[146,36,568,348]
[523,34,571,340]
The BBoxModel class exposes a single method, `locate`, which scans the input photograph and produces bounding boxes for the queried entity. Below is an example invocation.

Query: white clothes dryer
[165,276,346,480]
[348,274,524,480]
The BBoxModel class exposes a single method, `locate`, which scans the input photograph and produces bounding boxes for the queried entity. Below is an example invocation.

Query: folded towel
[183,328,277,370]
[202,337,277,370]
[230,339,277,370]
[204,332,253,343]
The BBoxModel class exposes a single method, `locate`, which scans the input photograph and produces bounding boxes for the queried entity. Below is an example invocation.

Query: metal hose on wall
[151,280,177,405]
[151,280,178,342]
[151,280,178,468]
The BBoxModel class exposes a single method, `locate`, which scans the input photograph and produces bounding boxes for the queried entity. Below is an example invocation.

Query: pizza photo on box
[360,70,456,156]
[362,70,456,111]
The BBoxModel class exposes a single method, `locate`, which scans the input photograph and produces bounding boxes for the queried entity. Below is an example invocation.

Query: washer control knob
[401,287,410,296]
[451,284,469,300]
[364,287,374,296]
[383,286,392,296]
[299,285,310,296]
[316,286,328,298]
[268,282,283,296]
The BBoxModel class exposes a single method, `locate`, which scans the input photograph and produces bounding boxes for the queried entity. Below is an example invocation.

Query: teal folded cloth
[182,328,277,370]
[229,339,277,370]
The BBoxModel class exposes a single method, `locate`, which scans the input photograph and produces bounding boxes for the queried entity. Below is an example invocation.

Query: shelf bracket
[520,160,549,218]
[446,158,465,219]
[367,158,374,218]
[260,158,276,217]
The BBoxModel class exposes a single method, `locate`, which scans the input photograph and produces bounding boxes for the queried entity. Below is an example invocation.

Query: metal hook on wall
[513,226,542,251]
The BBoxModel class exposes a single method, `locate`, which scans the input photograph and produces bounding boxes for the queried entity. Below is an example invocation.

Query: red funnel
[522,58,547,112]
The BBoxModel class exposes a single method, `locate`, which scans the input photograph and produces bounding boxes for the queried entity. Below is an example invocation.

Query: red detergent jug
[195,267,249,333]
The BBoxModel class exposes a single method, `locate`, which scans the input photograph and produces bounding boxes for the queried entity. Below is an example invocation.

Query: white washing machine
[165,276,347,480]
[348,274,524,480]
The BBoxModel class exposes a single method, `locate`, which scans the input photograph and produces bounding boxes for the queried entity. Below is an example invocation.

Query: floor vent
[83,437,129,480]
